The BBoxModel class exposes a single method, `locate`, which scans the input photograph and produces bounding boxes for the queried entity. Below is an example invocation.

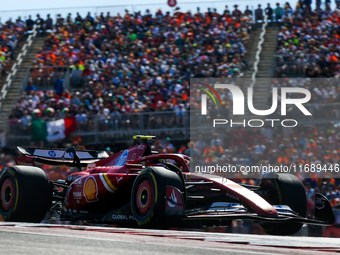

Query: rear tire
[259,172,307,235]
[131,166,185,228]
[0,166,51,223]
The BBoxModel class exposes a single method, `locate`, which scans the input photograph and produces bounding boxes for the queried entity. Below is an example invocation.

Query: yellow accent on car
[133,135,156,140]
[150,172,157,203]
[103,173,118,191]
[13,179,19,212]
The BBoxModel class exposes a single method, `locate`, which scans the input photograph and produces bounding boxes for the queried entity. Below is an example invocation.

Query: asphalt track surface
[0,223,340,255]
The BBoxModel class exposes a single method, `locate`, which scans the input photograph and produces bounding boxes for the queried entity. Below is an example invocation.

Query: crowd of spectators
[275,0,340,77]
[8,4,255,134]
[189,123,340,211]
[270,78,340,104]
[265,77,340,122]
[0,16,28,83]
[15,1,340,133]
[7,1,340,129]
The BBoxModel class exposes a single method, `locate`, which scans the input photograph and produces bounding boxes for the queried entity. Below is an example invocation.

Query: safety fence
[7,110,190,146]
[22,66,70,91]
[273,54,339,77]
[6,103,340,146]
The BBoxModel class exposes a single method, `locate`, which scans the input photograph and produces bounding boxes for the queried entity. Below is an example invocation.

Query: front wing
[185,193,335,226]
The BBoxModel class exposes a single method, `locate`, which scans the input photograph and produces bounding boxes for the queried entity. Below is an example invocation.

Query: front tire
[259,172,307,235]
[0,166,51,223]
[131,166,185,228]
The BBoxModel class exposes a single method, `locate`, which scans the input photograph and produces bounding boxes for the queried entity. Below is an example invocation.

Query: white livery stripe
[99,174,115,193]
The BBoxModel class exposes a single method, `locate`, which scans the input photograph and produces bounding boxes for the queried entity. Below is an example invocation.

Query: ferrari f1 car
[0,135,335,235]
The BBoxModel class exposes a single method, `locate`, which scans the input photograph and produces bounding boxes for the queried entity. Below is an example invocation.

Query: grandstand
[1,2,257,145]
[0,1,339,236]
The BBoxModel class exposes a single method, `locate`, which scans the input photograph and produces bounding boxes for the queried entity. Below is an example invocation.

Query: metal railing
[264,103,340,124]
[23,66,70,91]
[274,58,337,77]
[7,111,190,146]
[6,104,340,146]
[191,104,340,126]
[274,61,307,77]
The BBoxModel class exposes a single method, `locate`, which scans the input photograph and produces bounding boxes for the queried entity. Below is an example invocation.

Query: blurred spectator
[196,135,207,154]
[275,2,340,77]
[255,4,264,23]
[20,110,31,133]
[75,13,82,23]
[35,14,44,32]
[8,115,19,135]
[232,5,242,17]
[274,3,283,21]
[265,3,273,22]
[26,15,34,30]
[56,14,64,28]
[45,14,53,30]
[70,61,83,87]
[0,129,6,149]
[25,80,36,95]
[54,75,63,96]
[163,137,175,152]
[244,6,253,16]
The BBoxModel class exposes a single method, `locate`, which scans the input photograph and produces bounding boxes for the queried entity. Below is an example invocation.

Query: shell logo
[83,176,98,202]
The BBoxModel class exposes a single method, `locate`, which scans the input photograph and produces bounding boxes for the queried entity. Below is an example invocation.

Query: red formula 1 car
[0,135,335,235]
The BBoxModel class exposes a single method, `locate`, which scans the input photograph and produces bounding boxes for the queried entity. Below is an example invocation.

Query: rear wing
[17,146,109,160]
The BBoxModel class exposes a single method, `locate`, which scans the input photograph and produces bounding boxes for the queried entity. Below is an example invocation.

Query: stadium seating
[275,2,340,78]
[0,17,26,83]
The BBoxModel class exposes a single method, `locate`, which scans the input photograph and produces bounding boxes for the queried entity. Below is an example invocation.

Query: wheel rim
[1,178,15,212]
[136,179,153,216]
